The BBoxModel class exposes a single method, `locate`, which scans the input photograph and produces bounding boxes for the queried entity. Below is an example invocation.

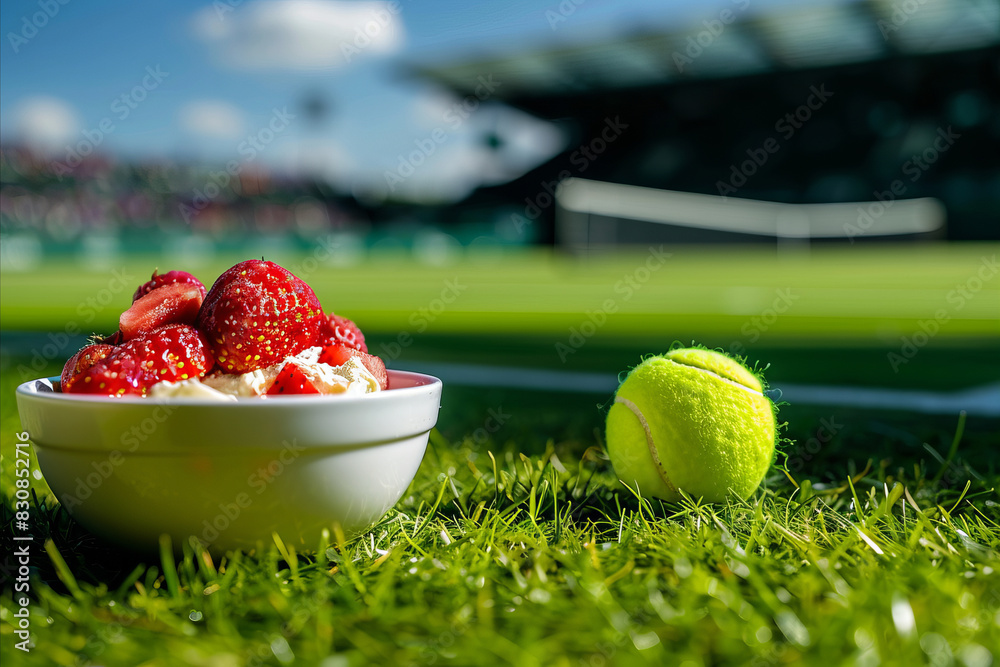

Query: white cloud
[192,0,405,71]
[12,97,79,152]
[379,104,566,203]
[491,106,566,171]
[389,142,505,203]
[266,137,357,183]
[410,90,462,129]
[179,100,246,139]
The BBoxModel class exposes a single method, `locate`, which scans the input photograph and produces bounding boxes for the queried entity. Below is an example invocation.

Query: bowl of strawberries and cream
[15,260,442,552]
[57,259,388,398]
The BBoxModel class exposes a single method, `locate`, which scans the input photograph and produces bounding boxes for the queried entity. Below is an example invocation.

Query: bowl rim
[16,370,442,407]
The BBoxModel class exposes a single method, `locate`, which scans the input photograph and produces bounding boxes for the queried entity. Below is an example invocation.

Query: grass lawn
[2,243,998,340]
[2,245,999,665]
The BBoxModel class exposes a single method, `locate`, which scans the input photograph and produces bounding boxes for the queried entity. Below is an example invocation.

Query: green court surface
[1,243,998,667]
[2,243,998,340]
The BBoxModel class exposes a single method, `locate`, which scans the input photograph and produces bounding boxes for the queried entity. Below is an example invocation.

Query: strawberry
[318,343,388,390]
[266,362,320,395]
[67,352,144,397]
[133,269,206,303]
[124,324,215,386]
[60,344,116,393]
[317,313,367,352]
[65,324,214,397]
[119,282,205,341]
[196,260,324,374]
[317,343,353,368]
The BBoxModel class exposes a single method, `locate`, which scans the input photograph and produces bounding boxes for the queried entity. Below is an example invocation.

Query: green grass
[2,354,999,666]
[2,243,999,339]
[2,244,998,665]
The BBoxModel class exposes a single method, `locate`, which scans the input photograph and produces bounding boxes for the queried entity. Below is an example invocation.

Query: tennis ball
[606,347,776,503]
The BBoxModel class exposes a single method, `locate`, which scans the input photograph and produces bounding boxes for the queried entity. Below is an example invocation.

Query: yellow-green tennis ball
[606,348,776,503]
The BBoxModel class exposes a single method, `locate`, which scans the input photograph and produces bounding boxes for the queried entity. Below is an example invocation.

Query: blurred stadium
[2,0,998,264]
[2,0,998,399]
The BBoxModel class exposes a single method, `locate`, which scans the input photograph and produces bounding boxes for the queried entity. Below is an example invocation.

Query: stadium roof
[413,0,1000,102]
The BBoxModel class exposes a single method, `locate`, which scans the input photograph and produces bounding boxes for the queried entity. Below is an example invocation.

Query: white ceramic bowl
[15,371,442,553]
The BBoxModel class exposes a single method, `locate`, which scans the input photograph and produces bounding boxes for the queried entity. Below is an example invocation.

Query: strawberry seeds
[59,259,386,397]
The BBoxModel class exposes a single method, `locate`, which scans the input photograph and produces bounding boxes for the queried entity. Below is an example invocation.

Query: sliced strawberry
[63,324,214,397]
[133,269,206,303]
[363,353,388,391]
[60,344,116,393]
[318,344,388,390]
[317,313,367,352]
[196,260,324,374]
[317,343,353,367]
[266,362,320,395]
[119,282,205,341]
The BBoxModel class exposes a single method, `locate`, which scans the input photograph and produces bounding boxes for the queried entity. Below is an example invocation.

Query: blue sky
[0,0,818,200]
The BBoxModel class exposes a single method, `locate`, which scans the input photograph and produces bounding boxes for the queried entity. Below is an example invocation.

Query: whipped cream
[149,346,381,399]
[149,378,238,401]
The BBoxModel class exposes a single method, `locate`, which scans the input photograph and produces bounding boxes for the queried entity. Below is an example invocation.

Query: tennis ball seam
[613,396,679,496]
[665,359,765,396]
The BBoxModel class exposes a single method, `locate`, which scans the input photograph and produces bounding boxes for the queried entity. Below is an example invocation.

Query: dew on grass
[892,594,917,638]
[527,589,550,604]
[919,632,952,662]
[959,644,993,667]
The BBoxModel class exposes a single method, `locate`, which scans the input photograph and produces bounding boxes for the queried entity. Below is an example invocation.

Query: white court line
[396,361,1000,417]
